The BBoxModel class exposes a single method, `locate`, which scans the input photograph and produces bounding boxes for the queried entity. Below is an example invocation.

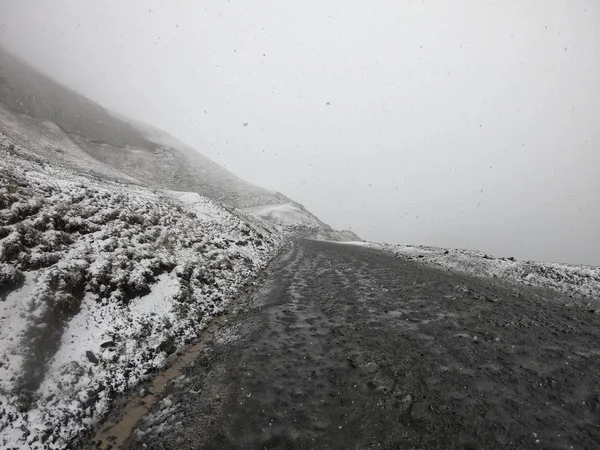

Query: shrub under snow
[0,136,286,449]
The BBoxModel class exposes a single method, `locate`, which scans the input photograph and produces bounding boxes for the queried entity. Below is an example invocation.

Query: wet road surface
[120,239,600,449]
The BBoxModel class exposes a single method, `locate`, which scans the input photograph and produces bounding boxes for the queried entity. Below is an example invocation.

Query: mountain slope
[0,135,287,449]
[0,46,298,210]
[0,45,359,449]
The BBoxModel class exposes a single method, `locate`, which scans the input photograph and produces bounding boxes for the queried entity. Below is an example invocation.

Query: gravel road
[120,239,600,449]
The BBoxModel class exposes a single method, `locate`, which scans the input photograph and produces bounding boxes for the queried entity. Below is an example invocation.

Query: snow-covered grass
[240,203,362,242]
[242,203,328,228]
[0,135,286,449]
[354,242,600,304]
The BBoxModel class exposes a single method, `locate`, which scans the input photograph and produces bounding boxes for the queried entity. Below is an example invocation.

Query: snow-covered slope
[242,203,330,229]
[0,135,286,449]
[0,103,138,185]
[0,45,360,449]
[240,203,362,241]
[309,229,363,242]
[352,242,600,304]
[0,46,291,209]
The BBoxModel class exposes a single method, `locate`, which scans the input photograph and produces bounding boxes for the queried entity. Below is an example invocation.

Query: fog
[1,0,598,265]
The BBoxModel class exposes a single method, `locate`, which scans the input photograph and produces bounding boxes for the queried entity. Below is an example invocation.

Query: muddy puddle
[85,245,294,449]
[88,314,230,449]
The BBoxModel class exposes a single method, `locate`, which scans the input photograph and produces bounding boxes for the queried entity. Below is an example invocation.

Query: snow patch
[0,136,286,449]
[129,273,179,319]
[243,203,327,228]
[351,242,600,304]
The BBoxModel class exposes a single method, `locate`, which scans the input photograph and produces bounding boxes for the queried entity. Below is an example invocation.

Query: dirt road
[118,239,600,449]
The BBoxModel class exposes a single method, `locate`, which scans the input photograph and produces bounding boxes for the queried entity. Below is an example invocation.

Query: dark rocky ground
[118,239,600,450]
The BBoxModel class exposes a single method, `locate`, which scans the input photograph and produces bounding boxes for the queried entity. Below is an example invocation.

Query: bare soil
[115,239,600,449]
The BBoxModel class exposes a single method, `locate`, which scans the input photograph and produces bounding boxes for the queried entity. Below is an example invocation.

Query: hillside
[0,134,289,448]
[0,46,360,448]
[0,46,305,211]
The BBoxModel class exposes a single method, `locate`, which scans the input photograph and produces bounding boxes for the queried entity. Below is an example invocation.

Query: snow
[1,105,350,447]
[243,203,327,228]
[128,273,179,319]
[43,293,118,370]
[167,190,235,224]
[0,273,39,391]
[0,135,287,449]
[0,104,137,184]
[349,242,600,304]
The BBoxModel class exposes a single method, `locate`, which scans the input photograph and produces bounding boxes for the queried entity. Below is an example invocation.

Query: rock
[85,351,99,365]
[157,337,176,355]
[144,367,159,375]
[100,341,116,348]
[83,391,98,408]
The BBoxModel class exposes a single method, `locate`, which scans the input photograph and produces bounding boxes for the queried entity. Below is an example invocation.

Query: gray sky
[1,0,599,265]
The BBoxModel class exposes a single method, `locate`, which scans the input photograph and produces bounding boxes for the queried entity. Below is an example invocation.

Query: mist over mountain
[0,42,358,450]
[0,46,325,214]
[1,4,599,448]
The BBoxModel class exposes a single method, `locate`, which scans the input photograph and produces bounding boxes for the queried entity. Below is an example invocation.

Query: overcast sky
[1,0,599,265]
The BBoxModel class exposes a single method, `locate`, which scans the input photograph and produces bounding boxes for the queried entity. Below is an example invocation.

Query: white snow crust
[0,133,286,449]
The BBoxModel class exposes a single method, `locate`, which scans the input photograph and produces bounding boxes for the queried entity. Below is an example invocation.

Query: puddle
[90,315,230,449]
[87,244,294,449]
